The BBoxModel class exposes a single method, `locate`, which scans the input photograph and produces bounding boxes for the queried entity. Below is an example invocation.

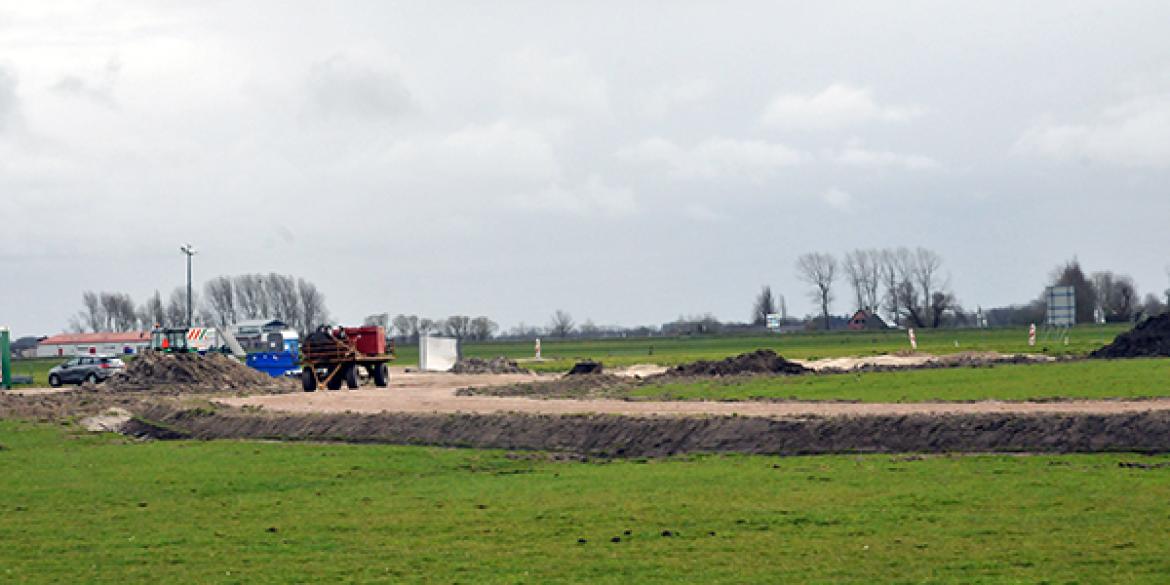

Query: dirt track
[218,369,1170,418]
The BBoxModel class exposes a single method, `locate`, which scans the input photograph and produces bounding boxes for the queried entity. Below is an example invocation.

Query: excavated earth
[6,349,1170,457]
[1091,314,1170,358]
[449,356,532,375]
[659,349,810,377]
[98,352,295,394]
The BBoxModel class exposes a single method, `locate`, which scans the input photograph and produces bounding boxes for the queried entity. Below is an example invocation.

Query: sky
[2,0,1170,337]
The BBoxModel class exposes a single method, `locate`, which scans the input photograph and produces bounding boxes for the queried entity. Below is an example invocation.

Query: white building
[36,332,152,358]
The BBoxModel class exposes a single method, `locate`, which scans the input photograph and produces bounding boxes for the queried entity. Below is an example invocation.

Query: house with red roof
[37,332,152,358]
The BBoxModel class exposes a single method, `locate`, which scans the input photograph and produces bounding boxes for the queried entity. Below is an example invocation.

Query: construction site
[4,317,1170,456]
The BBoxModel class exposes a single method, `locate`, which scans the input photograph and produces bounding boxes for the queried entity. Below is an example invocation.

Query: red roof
[40,332,151,345]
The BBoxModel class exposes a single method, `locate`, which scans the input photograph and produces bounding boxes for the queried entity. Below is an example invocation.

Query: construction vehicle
[301,325,394,391]
[149,326,247,358]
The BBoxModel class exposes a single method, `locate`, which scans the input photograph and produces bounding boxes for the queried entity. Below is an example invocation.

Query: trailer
[300,325,394,391]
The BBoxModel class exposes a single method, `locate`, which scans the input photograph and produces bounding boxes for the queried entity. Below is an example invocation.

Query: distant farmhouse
[847,309,889,331]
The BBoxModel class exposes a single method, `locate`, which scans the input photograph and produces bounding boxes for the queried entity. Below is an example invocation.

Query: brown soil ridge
[126,405,1170,457]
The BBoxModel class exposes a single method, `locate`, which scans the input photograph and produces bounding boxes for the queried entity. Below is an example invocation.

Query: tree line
[69,273,329,334]
[790,247,958,330]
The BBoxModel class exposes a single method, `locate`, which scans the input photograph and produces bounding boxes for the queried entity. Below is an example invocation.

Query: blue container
[246,351,300,378]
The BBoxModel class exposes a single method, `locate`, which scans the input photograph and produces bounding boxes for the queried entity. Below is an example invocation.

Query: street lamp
[180,243,197,328]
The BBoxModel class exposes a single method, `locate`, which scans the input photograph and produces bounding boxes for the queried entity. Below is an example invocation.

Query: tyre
[372,363,388,388]
[325,367,344,391]
[85,373,99,385]
[48,374,61,388]
[345,365,359,389]
[301,367,317,392]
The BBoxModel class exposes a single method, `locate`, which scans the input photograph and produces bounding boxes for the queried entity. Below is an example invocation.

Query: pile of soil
[659,350,810,378]
[449,357,531,375]
[567,361,604,375]
[456,374,633,399]
[1090,314,1170,358]
[104,352,279,391]
[128,404,1170,458]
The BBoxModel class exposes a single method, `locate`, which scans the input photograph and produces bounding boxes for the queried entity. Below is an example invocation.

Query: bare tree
[752,285,776,326]
[233,274,267,320]
[419,318,439,337]
[796,252,837,330]
[469,316,498,341]
[164,287,199,327]
[109,293,138,331]
[363,313,389,328]
[204,276,236,326]
[895,279,925,328]
[911,247,943,309]
[778,294,788,321]
[549,310,575,338]
[297,278,328,332]
[443,315,473,339]
[843,250,867,312]
[878,247,911,325]
[266,274,300,328]
[81,291,103,332]
[139,291,165,329]
[99,292,119,331]
[392,314,421,342]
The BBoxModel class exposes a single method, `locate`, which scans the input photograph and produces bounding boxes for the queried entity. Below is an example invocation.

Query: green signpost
[1,327,11,390]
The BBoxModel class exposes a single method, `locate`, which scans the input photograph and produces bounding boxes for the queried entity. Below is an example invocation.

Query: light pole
[180,243,197,328]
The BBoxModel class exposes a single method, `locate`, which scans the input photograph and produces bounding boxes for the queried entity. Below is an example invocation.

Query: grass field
[453,324,1129,373]
[2,421,1169,583]
[4,324,1129,386]
[632,358,1170,402]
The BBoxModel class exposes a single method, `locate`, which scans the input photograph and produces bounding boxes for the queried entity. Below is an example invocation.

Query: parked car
[47,355,125,387]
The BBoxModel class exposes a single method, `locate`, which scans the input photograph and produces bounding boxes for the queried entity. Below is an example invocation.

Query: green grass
[5,357,64,387]
[451,324,1128,373]
[2,421,1170,583]
[633,358,1170,402]
[5,325,1125,385]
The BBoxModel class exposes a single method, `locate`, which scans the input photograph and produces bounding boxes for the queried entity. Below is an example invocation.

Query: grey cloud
[0,66,19,133]
[306,55,413,121]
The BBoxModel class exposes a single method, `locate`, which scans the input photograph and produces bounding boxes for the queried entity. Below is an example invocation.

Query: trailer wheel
[344,364,359,389]
[372,363,388,387]
[325,366,344,391]
[301,367,317,392]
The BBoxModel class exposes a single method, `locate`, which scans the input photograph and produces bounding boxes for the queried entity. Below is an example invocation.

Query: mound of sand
[104,352,278,391]
[449,357,531,375]
[660,349,810,377]
[1091,314,1170,358]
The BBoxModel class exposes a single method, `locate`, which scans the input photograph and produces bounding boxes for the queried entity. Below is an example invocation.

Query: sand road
[218,369,1170,419]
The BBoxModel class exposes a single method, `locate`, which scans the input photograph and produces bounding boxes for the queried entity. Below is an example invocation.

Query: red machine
[300,325,395,391]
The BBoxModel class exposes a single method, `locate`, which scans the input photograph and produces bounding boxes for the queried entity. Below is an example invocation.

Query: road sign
[1046,286,1076,327]
[765,313,782,330]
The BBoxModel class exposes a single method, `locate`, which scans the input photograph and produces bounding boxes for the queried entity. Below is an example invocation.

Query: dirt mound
[128,404,1170,457]
[567,361,604,375]
[661,349,810,377]
[456,374,633,399]
[449,357,531,375]
[1091,314,1170,358]
[104,352,278,391]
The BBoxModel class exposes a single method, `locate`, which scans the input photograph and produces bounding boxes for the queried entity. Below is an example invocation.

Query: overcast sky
[2,1,1170,336]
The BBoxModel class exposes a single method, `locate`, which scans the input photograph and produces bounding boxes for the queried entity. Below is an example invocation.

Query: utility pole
[180,243,197,328]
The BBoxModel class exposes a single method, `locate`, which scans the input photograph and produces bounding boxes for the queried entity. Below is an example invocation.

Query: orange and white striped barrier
[1028,323,1037,347]
[908,328,918,350]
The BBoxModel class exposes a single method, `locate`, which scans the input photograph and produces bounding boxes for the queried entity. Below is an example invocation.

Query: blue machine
[246,351,300,378]
[245,331,302,378]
